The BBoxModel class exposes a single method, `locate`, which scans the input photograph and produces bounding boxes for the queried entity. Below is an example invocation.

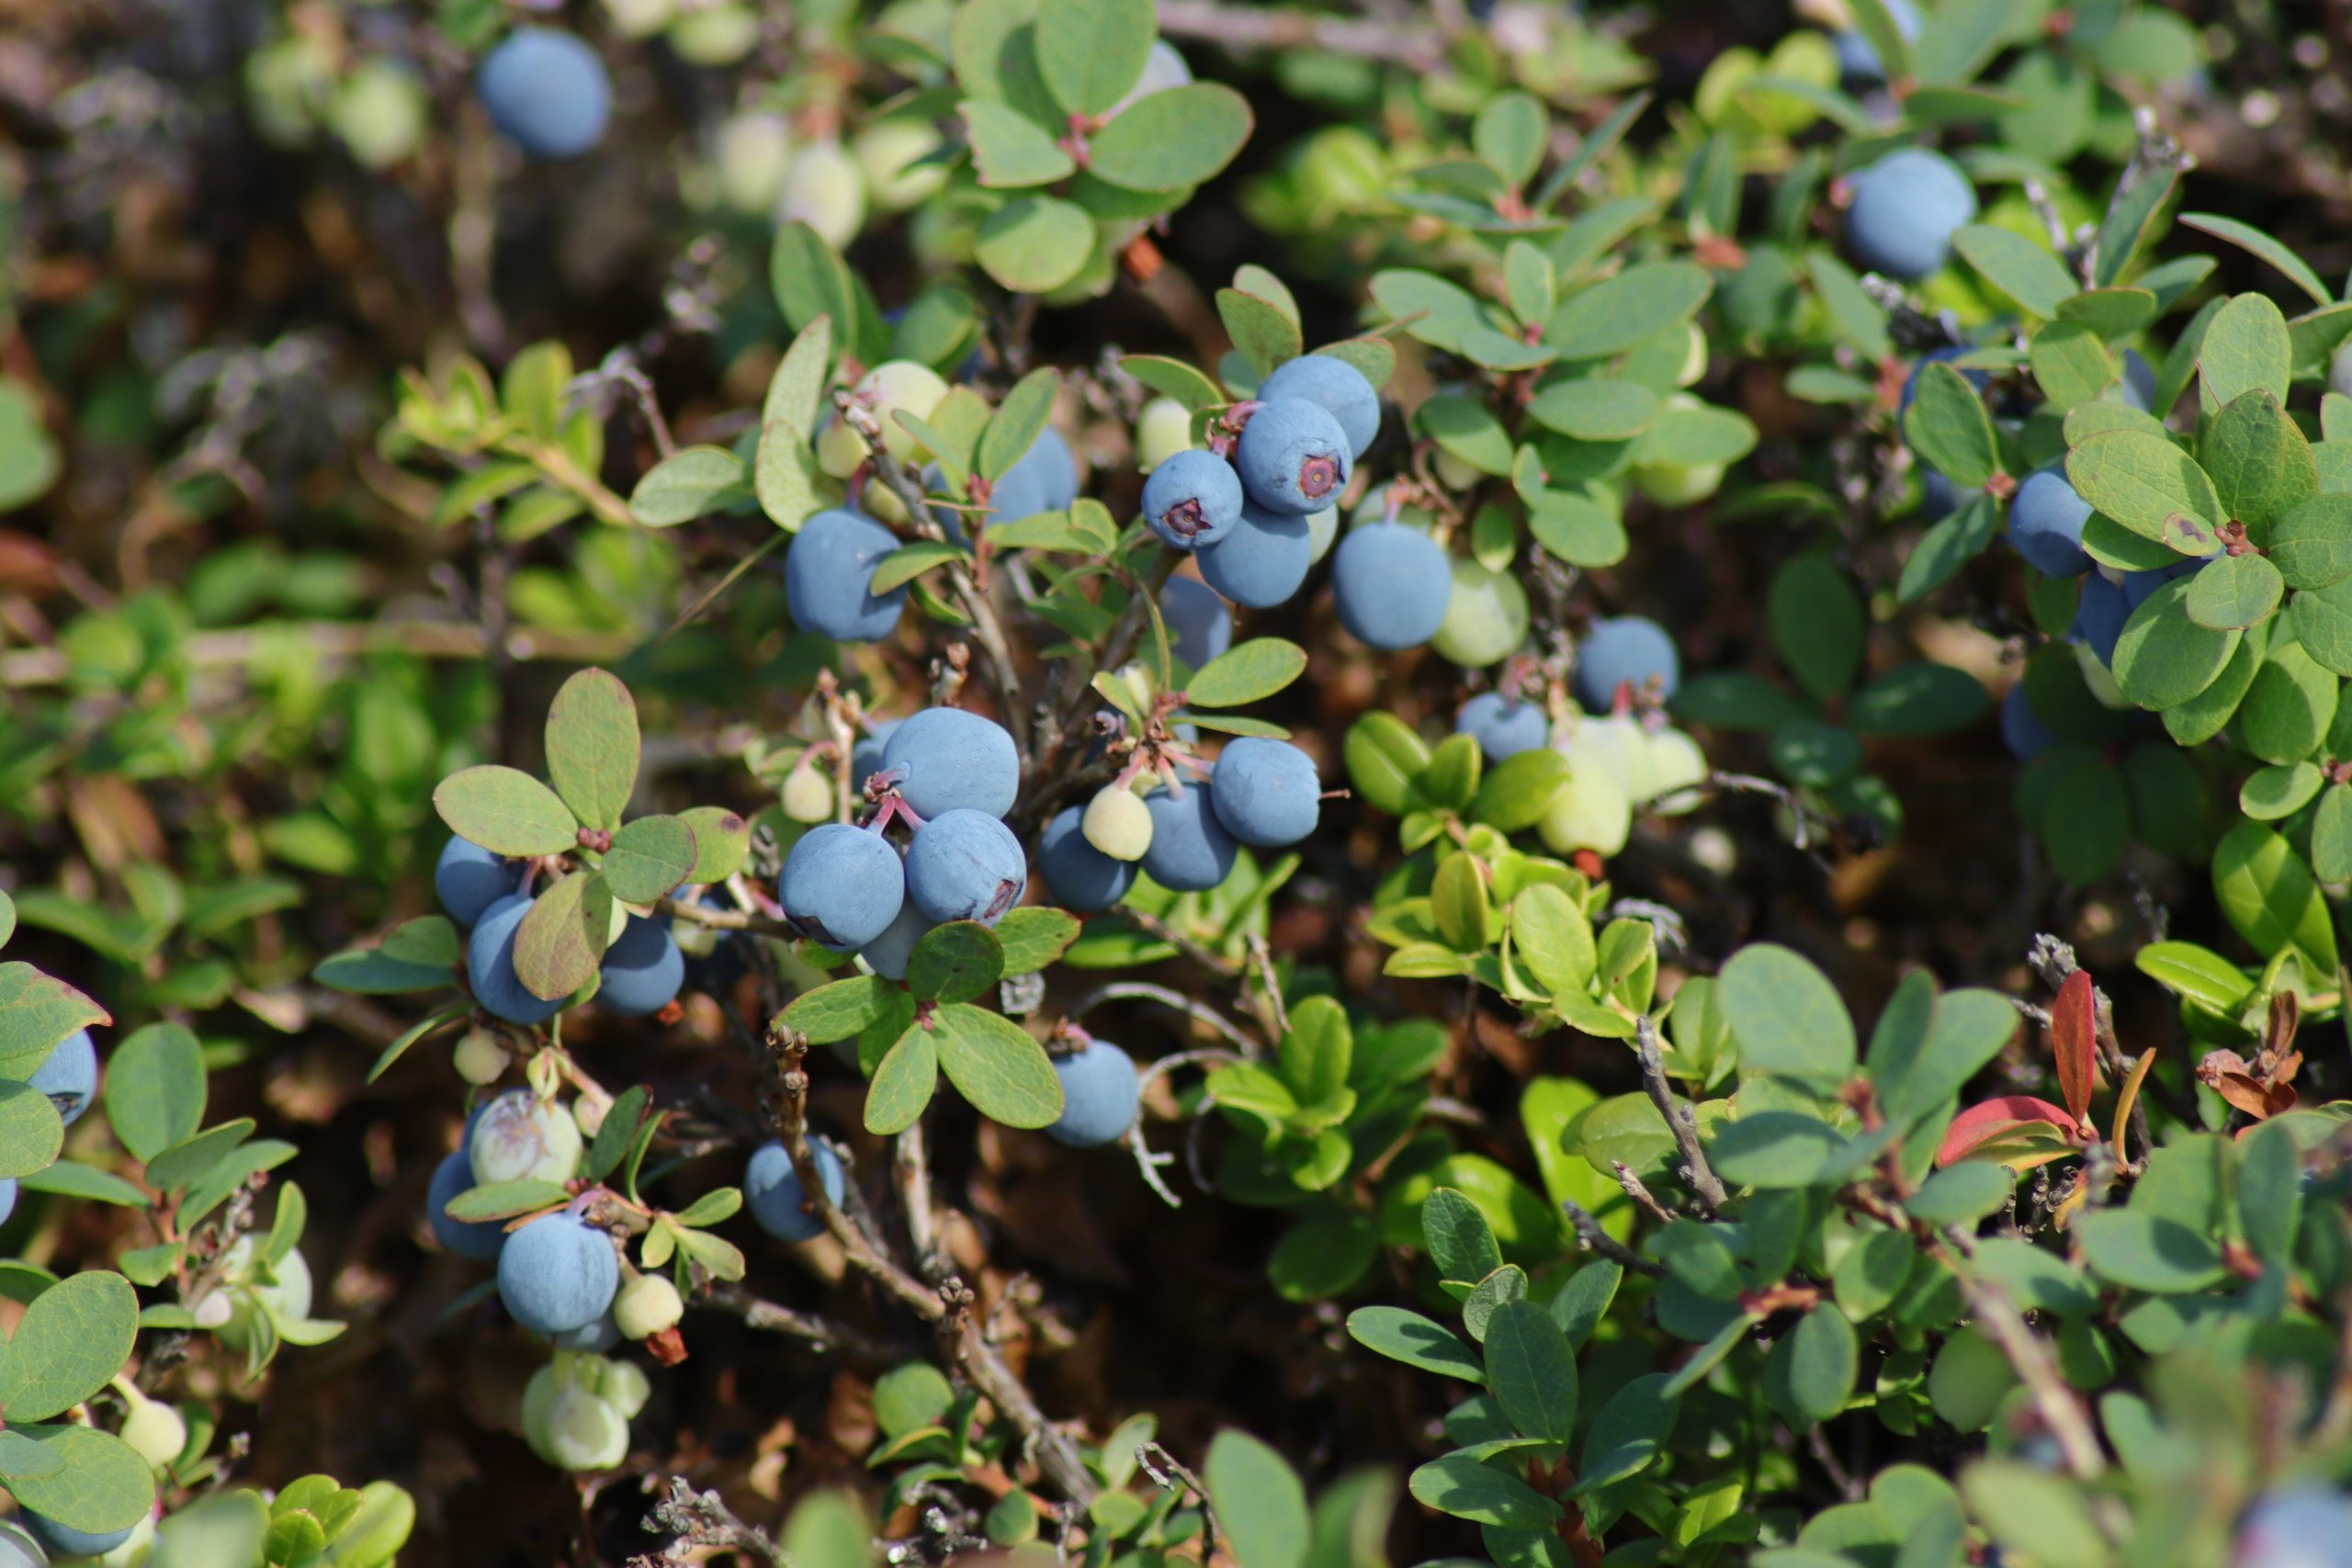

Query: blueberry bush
[5,0,2352,1562]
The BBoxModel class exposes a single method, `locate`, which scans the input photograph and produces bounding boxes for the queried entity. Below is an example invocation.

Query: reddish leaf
[1935,1095,2081,1168]
[2050,970,2098,1128]
[2197,1050,2298,1120]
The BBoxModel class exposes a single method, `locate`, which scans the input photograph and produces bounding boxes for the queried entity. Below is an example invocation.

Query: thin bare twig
[1561,1200,1664,1278]
[1611,1161,1679,1227]
[1636,1016,1728,1214]
[697,1286,903,1364]
[1069,981,1260,1056]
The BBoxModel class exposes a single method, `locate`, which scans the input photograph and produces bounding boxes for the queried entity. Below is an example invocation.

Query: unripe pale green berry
[814,412,870,479]
[1082,786,1155,862]
[1431,557,1532,668]
[778,141,867,251]
[716,111,793,215]
[453,1027,510,1086]
[865,483,910,525]
[1304,502,1340,564]
[667,2,760,64]
[526,1370,630,1471]
[118,1382,189,1468]
[1631,458,1726,506]
[471,1091,583,1186]
[1539,766,1632,858]
[1675,321,1709,389]
[782,761,834,823]
[614,1273,684,1340]
[1136,398,1194,474]
[1644,728,1710,812]
[1564,715,1654,806]
[331,61,428,170]
[599,0,676,37]
[601,1357,651,1418]
[854,118,946,211]
[853,362,949,465]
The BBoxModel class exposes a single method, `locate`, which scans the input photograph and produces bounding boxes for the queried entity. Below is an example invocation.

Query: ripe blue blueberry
[1573,617,1680,713]
[436,835,523,929]
[1255,355,1381,459]
[1457,692,1550,761]
[1845,148,1977,282]
[1161,574,1233,671]
[2000,684,2054,761]
[0,1179,16,1229]
[852,718,901,788]
[859,900,937,982]
[1142,448,1246,550]
[1141,784,1238,893]
[1921,468,1958,522]
[879,706,1021,819]
[478,28,611,160]
[1197,502,1313,608]
[905,809,1028,925]
[779,824,905,951]
[1046,1040,1143,1147]
[2007,466,2094,578]
[598,913,684,1017]
[1036,806,1139,912]
[28,1028,96,1126]
[786,509,909,643]
[468,894,568,1025]
[745,1138,845,1242]
[429,1149,509,1262]
[496,1212,619,1336]
[2119,348,2158,412]
[1234,399,1352,515]
[1210,739,1321,847]
[21,1511,138,1560]
[1331,523,1451,650]
[2232,1486,2352,1568]
[2072,572,2129,665]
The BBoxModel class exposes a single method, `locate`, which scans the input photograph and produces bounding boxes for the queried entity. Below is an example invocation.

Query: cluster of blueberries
[1142,355,1461,651]
[1885,346,2179,764]
[436,839,686,1025]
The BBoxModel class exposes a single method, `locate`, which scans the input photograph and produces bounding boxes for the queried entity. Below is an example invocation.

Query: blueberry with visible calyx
[1143,448,1246,550]
[1572,617,1680,714]
[1234,400,1351,515]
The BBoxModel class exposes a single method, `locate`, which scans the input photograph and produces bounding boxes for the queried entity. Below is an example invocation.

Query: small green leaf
[2200,291,2293,412]
[865,1029,940,1136]
[779,976,895,1043]
[0,1083,62,1182]
[2183,554,2283,630]
[677,807,751,885]
[976,197,1094,293]
[1483,1298,1577,1441]
[1218,290,1306,383]
[1408,1454,1563,1529]
[1089,84,1252,193]
[2075,1209,2224,1293]
[1952,225,2077,317]
[432,766,580,857]
[905,922,1006,1003]
[102,1023,204,1163]
[629,446,751,527]
[1717,944,1856,1083]
[1903,363,1998,487]
[1470,750,1570,833]
[2268,494,2352,590]
[2065,430,2221,543]
[1346,1306,1484,1381]
[1034,0,1155,117]
[2178,213,2333,308]
[2113,579,2239,709]
[995,907,1080,974]
[934,1005,1063,1128]
[601,815,699,905]
[1763,1303,1856,1427]
[4,1426,154,1538]
[960,98,1076,187]
[1189,638,1307,707]
[542,670,639,831]
[0,1271,139,1422]
[1549,264,1713,359]
[514,872,611,1002]
[1205,1430,1311,1568]
[1527,378,1659,441]
[442,1179,569,1223]
[762,315,834,436]
[143,1119,255,1192]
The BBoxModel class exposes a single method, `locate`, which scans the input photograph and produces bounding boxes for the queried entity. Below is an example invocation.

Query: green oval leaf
[1189,638,1308,707]
[0,1271,139,1422]
[934,1005,1064,1128]
[432,766,580,857]
[1088,84,1252,194]
[1718,944,1856,1083]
